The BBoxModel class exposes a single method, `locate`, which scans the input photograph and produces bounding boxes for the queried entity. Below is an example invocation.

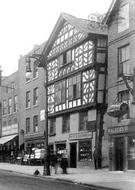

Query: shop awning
[0,134,18,145]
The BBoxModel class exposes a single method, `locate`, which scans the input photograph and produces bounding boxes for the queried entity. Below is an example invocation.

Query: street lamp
[25,54,50,176]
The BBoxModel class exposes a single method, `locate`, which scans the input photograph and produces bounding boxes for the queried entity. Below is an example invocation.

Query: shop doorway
[70,143,77,168]
[114,137,124,171]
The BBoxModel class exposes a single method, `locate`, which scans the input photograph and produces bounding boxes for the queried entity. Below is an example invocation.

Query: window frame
[2,100,7,115]
[68,74,81,101]
[33,87,38,106]
[33,62,38,78]
[33,115,38,133]
[62,115,70,133]
[14,95,18,112]
[49,118,56,136]
[118,44,130,76]
[26,91,31,108]
[79,111,88,131]
[26,117,30,134]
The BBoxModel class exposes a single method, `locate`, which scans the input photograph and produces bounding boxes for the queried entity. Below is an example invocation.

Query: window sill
[25,107,31,111]
[33,104,39,108]
[49,133,56,137]
[25,80,31,84]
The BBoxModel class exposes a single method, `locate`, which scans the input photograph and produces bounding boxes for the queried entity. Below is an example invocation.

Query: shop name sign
[108,126,128,134]
[69,132,92,140]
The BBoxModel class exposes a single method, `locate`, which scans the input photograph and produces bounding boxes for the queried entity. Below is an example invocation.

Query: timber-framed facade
[43,13,108,168]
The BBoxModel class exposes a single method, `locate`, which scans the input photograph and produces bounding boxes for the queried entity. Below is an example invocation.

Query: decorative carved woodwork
[48,22,87,58]
[82,70,95,104]
[48,69,96,114]
[48,40,94,82]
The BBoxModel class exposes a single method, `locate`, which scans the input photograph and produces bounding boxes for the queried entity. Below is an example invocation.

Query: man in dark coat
[61,153,68,174]
[93,147,98,169]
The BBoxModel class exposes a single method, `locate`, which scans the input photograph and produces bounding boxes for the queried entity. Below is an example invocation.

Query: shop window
[26,117,30,134]
[79,140,92,161]
[68,74,81,100]
[56,144,66,153]
[26,91,30,108]
[79,111,88,131]
[33,115,38,133]
[62,115,70,133]
[49,118,56,136]
[33,87,38,106]
[118,45,130,76]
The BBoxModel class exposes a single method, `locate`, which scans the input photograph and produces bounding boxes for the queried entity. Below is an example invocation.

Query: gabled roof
[43,12,107,58]
[103,0,118,24]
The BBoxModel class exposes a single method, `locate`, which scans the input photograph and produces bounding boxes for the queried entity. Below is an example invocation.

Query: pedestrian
[93,146,98,169]
[61,153,68,174]
[50,151,58,174]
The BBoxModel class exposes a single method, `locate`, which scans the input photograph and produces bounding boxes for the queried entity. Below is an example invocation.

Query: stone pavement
[0,163,135,190]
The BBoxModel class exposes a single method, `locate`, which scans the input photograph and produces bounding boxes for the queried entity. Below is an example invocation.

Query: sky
[0,0,112,76]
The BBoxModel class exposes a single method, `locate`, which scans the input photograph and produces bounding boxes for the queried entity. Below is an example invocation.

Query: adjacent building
[0,71,19,162]
[18,43,46,154]
[104,0,135,170]
[42,13,108,168]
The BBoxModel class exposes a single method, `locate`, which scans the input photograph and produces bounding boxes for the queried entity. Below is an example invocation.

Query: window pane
[79,112,88,131]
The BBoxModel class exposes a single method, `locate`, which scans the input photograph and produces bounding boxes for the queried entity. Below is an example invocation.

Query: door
[115,137,125,171]
[70,143,77,168]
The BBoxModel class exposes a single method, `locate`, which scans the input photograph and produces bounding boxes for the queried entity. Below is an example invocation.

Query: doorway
[114,137,125,171]
[70,143,77,168]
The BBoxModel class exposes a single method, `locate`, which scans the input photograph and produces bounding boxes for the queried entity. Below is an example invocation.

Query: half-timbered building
[43,13,108,168]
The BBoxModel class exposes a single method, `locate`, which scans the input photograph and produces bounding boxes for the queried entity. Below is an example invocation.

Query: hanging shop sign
[107,102,129,117]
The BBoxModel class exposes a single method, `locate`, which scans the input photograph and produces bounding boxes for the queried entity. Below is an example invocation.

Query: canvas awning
[0,134,18,145]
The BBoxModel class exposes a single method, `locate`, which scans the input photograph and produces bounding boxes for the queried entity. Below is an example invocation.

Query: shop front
[0,134,18,162]
[69,131,93,168]
[108,123,135,171]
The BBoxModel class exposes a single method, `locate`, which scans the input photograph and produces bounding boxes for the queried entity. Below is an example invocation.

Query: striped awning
[0,134,18,145]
